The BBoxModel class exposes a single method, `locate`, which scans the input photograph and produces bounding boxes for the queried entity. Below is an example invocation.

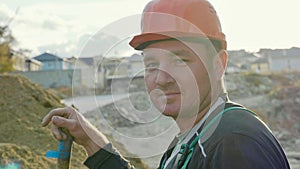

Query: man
[42,0,290,168]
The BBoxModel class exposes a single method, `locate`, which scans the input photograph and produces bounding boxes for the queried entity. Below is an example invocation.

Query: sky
[0,0,300,58]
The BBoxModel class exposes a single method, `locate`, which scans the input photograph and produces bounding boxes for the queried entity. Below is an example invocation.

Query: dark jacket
[84,101,290,169]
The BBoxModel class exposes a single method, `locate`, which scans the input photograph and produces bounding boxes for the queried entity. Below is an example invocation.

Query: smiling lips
[160,91,181,99]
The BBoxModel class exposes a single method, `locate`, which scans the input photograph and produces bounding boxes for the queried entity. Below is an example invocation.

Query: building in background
[250,55,269,73]
[259,47,300,72]
[127,53,144,77]
[10,50,27,71]
[33,52,74,70]
[227,50,258,73]
[10,50,43,72]
[12,47,300,91]
[25,58,42,71]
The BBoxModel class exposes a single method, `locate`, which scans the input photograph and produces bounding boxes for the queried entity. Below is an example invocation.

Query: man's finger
[41,107,71,126]
[52,116,77,132]
[51,122,66,140]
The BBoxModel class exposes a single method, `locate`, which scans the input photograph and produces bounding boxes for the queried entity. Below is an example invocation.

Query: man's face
[143,40,212,120]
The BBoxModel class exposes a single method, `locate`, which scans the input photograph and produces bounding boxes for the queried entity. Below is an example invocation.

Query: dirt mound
[0,75,150,169]
[85,92,152,128]
[0,143,52,168]
[0,75,86,168]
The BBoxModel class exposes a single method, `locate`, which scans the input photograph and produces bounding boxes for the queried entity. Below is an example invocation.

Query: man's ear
[213,50,228,79]
[219,50,228,71]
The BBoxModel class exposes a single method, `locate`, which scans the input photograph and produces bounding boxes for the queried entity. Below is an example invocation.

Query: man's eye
[145,62,158,71]
[173,58,188,65]
[145,62,158,68]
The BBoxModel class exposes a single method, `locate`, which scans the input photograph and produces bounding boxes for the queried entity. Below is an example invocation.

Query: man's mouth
[161,92,181,99]
[150,89,182,100]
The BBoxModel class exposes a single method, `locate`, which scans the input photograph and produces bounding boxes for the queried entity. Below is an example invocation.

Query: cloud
[77,32,121,58]
[0,3,15,26]
[38,41,76,58]
[41,15,66,31]
[5,4,87,57]
[14,6,78,32]
[0,0,147,57]
[35,32,129,58]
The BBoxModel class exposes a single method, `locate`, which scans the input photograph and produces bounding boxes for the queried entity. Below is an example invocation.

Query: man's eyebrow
[142,49,193,60]
[168,49,192,57]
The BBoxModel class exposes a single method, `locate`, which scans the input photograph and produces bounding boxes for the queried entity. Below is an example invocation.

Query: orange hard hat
[129,0,226,50]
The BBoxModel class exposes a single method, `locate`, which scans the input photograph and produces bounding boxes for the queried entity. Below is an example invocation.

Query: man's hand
[41,106,109,157]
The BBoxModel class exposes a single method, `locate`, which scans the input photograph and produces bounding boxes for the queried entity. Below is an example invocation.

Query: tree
[0,42,14,73]
[0,24,15,73]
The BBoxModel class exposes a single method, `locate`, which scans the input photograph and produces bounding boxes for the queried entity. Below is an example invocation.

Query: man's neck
[175,100,212,134]
[175,95,223,134]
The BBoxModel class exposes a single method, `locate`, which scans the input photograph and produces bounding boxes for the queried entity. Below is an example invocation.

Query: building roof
[252,57,268,64]
[128,53,143,62]
[25,58,42,65]
[33,52,63,62]
[227,61,239,68]
[78,57,94,66]
[259,47,300,58]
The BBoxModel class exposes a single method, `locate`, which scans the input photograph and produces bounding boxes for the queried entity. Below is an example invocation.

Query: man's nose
[155,68,175,86]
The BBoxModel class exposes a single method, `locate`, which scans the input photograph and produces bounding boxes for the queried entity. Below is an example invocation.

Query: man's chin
[151,101,181,118]
[161,109,180,119]
[162,105,200,120]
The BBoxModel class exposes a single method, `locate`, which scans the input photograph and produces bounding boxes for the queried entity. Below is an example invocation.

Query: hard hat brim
[129,31,226,50]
